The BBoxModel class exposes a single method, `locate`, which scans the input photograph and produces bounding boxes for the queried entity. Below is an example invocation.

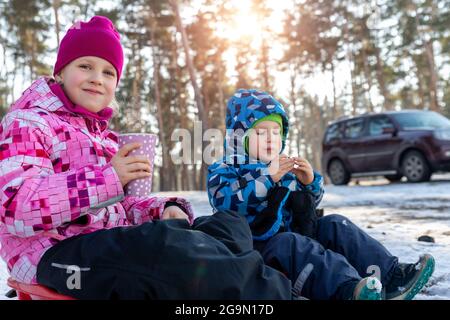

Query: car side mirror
[382,127,397,136]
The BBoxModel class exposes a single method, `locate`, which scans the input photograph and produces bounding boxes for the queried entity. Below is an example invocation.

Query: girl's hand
[291,157,314,185]
[269,154,295,183]
[111,142,152,187]
[161,205,189,222]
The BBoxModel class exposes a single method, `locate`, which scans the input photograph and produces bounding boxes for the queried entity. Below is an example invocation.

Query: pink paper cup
[118,133,157,197]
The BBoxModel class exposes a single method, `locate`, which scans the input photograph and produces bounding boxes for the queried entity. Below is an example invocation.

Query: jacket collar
[10,77,113,133]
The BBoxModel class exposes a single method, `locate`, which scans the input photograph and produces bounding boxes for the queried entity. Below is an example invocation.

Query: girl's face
[58,56,117,113]
[247,120,282,163]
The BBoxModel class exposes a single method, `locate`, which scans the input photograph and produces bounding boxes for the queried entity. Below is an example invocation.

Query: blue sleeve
[303,171,325,207]
[207,162,275,216]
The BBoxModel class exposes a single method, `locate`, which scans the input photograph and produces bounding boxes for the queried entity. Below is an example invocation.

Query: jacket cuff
[161,198,195,224]
[164,201,187,213]
[303,171,324,196]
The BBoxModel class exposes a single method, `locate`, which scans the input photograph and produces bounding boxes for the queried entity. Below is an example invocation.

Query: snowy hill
[2,176,449,299]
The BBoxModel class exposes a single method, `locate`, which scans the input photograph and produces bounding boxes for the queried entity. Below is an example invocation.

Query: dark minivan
[322,110,450,185]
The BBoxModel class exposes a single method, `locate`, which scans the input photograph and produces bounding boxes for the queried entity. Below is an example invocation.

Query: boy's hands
[269,154,295,183]
[161,205,189,222]
[111,142,152,187]
[291,157,314,185]
[268,154,314,185]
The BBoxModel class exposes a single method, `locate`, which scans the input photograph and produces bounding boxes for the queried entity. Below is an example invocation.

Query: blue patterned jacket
[207,89,324,241]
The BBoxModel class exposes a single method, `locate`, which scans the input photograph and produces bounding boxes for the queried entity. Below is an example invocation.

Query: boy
[207,89,435,300]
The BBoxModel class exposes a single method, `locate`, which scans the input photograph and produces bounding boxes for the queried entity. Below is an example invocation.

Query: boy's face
[58,56,117,113]
[247,120,282,163]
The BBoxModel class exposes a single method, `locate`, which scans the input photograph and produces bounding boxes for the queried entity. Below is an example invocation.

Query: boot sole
[389,254,435,300]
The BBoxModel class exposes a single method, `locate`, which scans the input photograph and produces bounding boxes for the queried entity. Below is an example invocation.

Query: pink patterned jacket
[0,77,194,284]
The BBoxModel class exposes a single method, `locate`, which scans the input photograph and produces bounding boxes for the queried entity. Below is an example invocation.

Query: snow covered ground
[2,174,449,299]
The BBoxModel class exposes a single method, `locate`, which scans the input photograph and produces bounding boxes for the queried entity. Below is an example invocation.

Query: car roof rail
[334,115,349,122]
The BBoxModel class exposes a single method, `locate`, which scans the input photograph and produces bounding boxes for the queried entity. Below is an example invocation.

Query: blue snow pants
[254,214,399,300]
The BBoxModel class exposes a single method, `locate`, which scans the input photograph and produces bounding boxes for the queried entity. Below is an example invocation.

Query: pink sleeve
[0,122,124,237]
[121,195,195,225]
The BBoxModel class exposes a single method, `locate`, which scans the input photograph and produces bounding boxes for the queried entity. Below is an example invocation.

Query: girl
[0,17,291,299]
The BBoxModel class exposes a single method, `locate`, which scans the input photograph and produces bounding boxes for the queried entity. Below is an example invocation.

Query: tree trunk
[193,164,199,190]
[374,46,392,110]
[167,102,176,191]
[169,0,210,190]
[414,4,440,112]
[361,46,374,112]
[169,0,208,129]
[348,45,359,116]
[342,19,358,116]
[415,57,427,109]
[289,66,298,155]
[153,60,169,190]
[52,0,61,47]
[261,39,270,89]
[173,33,191,190]
[215,54,226,131]
[424,40,440,112]
[149,16,170,191]
[312,98,324,171]
[330,60,337,120]
[82,0,90,20]
[11,55,18,103]
[26,30,36,81]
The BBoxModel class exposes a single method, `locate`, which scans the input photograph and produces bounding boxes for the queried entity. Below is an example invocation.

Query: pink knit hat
[53,16,124,83]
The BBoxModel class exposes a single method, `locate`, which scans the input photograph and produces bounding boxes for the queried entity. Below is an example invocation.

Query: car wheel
[328,159,350,185]
[401,151,431,183]
[384,174,403,183]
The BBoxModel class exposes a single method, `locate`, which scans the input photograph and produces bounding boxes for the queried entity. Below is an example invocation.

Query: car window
[344,118,365,139]
[392,112,450,130]
[368,117,395,136]
[324,123,342,143]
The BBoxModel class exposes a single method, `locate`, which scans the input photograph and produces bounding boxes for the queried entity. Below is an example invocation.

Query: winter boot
[353,276,383,300]
[384,254,435,300]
